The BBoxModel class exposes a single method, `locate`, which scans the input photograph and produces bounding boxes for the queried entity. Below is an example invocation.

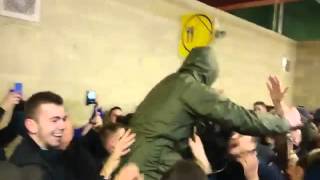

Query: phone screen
[86,91,96,105]
[14,83,23,95]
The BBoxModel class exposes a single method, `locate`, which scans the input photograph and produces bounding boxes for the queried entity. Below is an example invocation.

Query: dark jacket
[0,161,22,180]
[63,138,103,180]
[80,129,108,171]
[10,137,67,180]
[122,46,290,180]
[196,120,233,170]
[0,103,25,160]
[10,131,105,180]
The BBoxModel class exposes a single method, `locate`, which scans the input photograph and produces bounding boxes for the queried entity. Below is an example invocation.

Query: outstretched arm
[181,81,290,136]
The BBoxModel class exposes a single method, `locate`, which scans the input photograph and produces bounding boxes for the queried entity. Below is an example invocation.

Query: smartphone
[14,83,23,95]
[86,90,97,105]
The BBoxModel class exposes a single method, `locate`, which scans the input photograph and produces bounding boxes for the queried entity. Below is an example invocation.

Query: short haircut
[108,106,122,115]
[253,101,267,108]
[314,108,320,121]
[25,91,63,119]
[99,123,126,142]
[161,160,207,180]
[116,113,134,126]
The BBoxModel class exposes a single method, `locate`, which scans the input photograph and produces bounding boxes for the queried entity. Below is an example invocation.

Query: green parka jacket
[123,46,290,180]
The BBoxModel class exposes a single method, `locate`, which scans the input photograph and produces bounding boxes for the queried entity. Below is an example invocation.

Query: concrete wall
[293,41,320,110]
[0,0,297,127]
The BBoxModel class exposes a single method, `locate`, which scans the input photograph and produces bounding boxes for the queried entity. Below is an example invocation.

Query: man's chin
[47,139,63,149]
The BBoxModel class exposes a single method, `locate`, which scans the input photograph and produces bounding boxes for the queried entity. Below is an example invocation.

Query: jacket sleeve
[0,109,23,148]
[180,82,290,136]
[0,121,19,148]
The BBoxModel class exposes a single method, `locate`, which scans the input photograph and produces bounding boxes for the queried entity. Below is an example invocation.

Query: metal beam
[277,2,284,34]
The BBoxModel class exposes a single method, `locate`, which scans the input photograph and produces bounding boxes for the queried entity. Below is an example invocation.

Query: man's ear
[25,118,38,134]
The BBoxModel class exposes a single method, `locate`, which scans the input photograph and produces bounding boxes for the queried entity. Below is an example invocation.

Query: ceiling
[199,0,320,41]
[197,0,301,10]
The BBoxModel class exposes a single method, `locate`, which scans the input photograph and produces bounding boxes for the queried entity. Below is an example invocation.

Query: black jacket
[0,161,22,180]
[0,104,25,160]
[80,129,108,170]
[0,107,21,160]
[0,108,23,147]
[10,135,103,180]
[10,137,67,180]
[64,137,103,180]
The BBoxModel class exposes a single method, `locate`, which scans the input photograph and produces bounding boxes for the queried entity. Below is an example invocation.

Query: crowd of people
[0,47,319,180]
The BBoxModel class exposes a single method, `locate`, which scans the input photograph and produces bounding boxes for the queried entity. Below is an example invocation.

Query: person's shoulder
[0,161,22,180]
[0,161,50,180]
[19,165,49,180]
[10,138,43,166]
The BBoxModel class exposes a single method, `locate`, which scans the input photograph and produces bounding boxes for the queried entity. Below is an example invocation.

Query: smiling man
[10,91,68,180]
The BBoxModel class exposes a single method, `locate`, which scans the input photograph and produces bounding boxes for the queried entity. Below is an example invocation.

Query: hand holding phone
[1,89,21,111]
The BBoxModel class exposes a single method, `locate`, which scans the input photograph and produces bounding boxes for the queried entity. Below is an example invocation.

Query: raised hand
[90,109,103,128]
[100,129,136,178]
[228,133,259,180]
[266,75,302,128]
[188,134,206,161]
[238,150,259,180]
[1,91,22,111]
[188,133,212,174]
[114,163,144,180]
[267,75,288,104]
[111,129,136,158]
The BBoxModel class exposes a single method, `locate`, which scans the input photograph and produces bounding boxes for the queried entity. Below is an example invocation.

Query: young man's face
[104,127,126,153]
[33,103,67,149]
[60,119,74,150]
[228,132,257,159]
[110,109,122,123]
[254,105,267,113]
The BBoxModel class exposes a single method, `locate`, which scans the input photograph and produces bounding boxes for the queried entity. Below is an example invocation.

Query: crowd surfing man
[121,46,301,180]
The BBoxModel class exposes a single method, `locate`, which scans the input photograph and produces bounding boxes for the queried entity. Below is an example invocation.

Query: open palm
[267,75,288,103]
